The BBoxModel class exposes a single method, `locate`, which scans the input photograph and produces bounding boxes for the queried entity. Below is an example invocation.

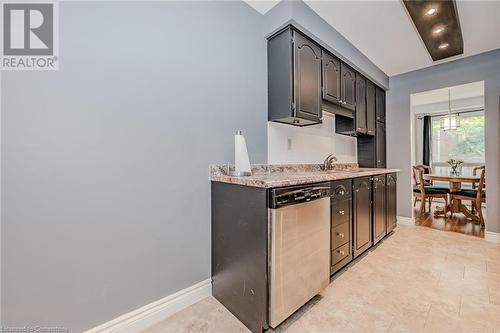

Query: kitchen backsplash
[267,113,357,164]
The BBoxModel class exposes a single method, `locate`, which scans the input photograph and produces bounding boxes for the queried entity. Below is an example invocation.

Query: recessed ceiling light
[438,43,449,49]
[426,8,437,15]
[433,27,445,34]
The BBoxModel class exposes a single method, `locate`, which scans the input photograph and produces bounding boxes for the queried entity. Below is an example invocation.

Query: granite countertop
[209,164,400,188]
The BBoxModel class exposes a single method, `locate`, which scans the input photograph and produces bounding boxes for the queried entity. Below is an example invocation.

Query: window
[431,111,485,176]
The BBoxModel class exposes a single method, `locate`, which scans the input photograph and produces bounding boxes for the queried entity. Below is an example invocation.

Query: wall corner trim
[397,216,415,226]
[485,231,500,244]
[85,279,212,333]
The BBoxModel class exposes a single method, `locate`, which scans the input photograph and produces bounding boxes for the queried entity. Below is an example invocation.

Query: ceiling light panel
[402,0,464,61]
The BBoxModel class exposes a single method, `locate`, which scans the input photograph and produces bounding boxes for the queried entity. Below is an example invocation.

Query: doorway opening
[410,81,486,237]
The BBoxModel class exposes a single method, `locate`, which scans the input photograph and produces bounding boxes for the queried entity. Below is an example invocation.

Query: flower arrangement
[447,158,464,176]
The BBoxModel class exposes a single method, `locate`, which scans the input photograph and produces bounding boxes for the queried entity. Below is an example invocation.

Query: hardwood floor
[413,198,485,238]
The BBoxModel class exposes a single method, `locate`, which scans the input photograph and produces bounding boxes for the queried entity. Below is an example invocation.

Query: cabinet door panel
[355,73,367,133]
[366,81,376,136]
[373,175,387,244]
[376,88,386,123]
[322,51,341,105]
[294,31,322,120]
[386,174,397,233]
[376,122,386,168]
[340,63,356,111]
[353,177,372,258]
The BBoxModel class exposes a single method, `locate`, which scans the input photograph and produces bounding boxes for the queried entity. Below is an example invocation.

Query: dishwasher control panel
[269,182,331,209]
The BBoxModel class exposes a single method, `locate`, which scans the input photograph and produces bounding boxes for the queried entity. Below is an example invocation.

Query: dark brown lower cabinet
[373,175,387,245]
[386,173,398,232]
[352,177,373,258]
[211,182,268,333]
[330,180,353,274]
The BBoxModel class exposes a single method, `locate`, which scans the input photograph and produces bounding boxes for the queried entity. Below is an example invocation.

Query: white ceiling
[244,0,500,77]
[243,0,280,15]
[411,81,484,114]
[412,81,484,107]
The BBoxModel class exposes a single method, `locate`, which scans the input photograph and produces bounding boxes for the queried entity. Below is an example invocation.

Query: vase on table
[447,158,464,177]
[449,165,462,177]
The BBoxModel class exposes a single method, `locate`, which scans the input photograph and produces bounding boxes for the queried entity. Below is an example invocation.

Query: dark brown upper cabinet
[366,81,376,136]
[267,26,322,126]
[376,121,386,168]
[355,73,367,134]
[376,88,386,123]
[321,51,355,113]
[340,63,356,111]
[294,32,322,122]
[321,51,341,105]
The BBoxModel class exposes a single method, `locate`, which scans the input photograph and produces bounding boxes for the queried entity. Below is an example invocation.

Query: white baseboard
[485,231,500,243]
[397,216,415,226]
[86,279,212,333]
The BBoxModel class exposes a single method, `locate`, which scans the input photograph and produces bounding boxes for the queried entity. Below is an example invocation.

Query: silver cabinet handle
[338,210,345,215]
[337,232,345,238]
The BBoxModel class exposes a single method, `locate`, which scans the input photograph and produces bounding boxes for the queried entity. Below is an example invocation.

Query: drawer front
[331,199,350,226]
[331,222,349,249]
[331,243,350,266]
[331,180,352,202]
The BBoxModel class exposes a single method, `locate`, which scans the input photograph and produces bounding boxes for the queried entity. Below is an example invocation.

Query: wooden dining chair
[412,164,433,207]
[471,165,485,214]
[413,166,450,217]
[472,165,485,189]
[450,168,486,226]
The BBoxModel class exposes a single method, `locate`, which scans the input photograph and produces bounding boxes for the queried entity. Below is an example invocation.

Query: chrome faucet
[322,154,338,171]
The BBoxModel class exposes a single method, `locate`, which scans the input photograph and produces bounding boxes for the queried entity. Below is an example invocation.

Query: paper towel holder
[228,130,252,177]
[228,169,252,177]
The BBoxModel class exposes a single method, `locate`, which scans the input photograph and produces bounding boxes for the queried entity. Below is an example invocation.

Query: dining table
[423,173,482,221]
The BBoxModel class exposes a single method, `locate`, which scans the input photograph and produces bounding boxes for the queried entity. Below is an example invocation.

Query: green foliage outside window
[431,113,485,163]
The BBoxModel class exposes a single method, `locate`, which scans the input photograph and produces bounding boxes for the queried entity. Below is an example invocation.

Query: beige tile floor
[144,225,500,333]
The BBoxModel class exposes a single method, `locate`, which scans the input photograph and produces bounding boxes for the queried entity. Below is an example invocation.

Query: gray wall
[387,49,500,232]
[264,0,389,90]
[1,1,267,331]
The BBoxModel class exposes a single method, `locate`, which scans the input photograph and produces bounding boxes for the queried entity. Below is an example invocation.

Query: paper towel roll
[234,130,251,175]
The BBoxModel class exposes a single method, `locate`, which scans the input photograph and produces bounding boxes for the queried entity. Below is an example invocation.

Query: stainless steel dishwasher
[268,182,331,328]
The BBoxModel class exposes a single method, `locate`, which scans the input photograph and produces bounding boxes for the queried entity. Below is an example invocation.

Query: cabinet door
[340,63,356,111]
[355,74,367,133]
[386,173,397,233]
[376,88,386,123]
[366,81,376,136]
[373,175,387,244]
[321,51,341,105]
[376,121,386,168]
[293,31,322,121]
[353,177,372,258]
